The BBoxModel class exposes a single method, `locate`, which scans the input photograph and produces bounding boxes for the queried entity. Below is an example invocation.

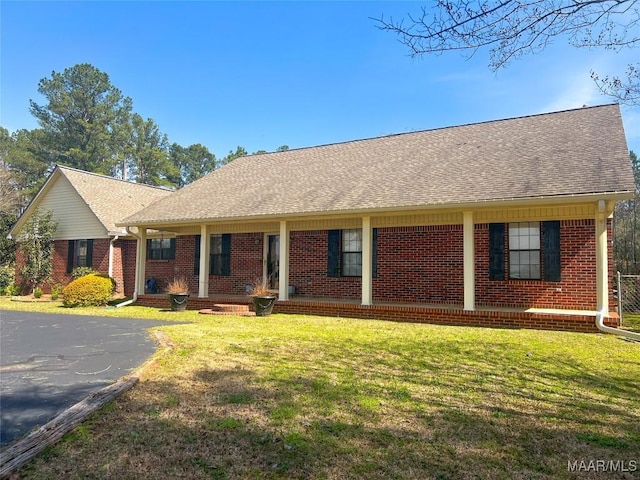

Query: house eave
[116,190,634,230]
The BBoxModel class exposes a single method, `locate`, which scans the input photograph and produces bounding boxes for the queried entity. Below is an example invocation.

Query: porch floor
[134,294,617,333]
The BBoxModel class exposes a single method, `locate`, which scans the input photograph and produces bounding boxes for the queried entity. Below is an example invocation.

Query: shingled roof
[58,166,173,232]
[11,166,173,238]
[121,104,635,227]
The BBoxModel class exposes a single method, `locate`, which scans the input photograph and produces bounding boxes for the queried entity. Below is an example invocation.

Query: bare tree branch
[374,0,639,105]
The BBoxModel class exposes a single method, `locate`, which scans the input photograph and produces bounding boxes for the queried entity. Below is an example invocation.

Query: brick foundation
[134,294,619,333]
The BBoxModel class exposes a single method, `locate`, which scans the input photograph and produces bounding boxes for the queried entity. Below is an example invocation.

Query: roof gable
[121,104,636,227]
[10,166,173,239]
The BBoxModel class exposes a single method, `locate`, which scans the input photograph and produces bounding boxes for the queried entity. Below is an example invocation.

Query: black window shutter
[146,239,152,259]
[327,230,340,277]
[66,241,75,274]
[86,239,93,268]
[194,235,201,275]
[167,238,176,260]
[372,228,378,278]
[543,221,561,282]
[489,223,505,280]
[221,234,231,276]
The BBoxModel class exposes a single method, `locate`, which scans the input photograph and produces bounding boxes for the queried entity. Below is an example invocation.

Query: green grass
[622,313,640,332]
[2,297,639,479]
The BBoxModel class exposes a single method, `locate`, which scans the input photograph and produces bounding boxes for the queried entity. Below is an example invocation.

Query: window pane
[530,250,540,265]
[508,222,542,280]
[210,254,222,275]
[77,240,88,266]
[528,223,540,236]
[342,252,362,276]
[530,264,541,279]
[530,234,540,250]
[210,235,222,254]
[509,251,520,278]
[343,229,362,253]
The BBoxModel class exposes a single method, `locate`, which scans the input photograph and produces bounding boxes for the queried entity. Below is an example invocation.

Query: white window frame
[508,222,541,280]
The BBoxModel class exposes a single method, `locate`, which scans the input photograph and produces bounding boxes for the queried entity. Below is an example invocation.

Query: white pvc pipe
[596,309,640,342]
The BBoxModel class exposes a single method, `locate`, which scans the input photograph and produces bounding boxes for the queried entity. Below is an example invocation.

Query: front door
[267,234,279,290]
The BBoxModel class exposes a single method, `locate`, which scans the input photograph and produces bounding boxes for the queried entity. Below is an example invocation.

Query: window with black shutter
[194,234,231,276]
[67,239,94,273]
[489,221,562,282]
[327,229,377,278]
[509,222,541,280]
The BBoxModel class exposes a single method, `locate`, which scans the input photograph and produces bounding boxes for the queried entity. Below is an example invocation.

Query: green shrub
[51,283,64,301]
[0,265,14,292]
[71,266,98,280]
[33,287,43,298]
[4,283,19,296]
[62,273,115,307]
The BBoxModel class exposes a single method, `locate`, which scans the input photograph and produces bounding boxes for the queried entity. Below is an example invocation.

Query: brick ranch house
[10,105,636,332]
[114,104,635,332]
[9,166,172,295]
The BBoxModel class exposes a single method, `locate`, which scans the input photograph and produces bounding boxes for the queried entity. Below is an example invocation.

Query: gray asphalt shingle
[59,166,173,233]
[120,104,635,226]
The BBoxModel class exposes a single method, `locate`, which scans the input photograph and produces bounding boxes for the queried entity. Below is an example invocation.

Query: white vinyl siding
[37,176,107,240]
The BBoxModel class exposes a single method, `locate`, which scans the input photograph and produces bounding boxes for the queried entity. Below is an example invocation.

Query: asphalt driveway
[0,310,175,446]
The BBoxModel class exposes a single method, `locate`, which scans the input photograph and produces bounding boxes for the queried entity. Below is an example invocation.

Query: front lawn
[2,298,639,479]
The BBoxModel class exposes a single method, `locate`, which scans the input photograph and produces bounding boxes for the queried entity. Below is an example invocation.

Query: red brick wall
[148,221,606,310]
[373,226,464,303]
[14,238,135,295]
[289,230,361,299]
[288,227,464,302]
[12,218,612,312]
[121,239,137,296]
[145,234,263,295]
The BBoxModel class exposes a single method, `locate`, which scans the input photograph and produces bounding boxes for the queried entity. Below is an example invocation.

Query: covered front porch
[132,201,615,317]
[134,293,619,333]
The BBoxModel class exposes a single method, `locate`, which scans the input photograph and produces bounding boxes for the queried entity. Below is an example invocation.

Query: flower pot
[167,293,189,312]
[252,295,276,316]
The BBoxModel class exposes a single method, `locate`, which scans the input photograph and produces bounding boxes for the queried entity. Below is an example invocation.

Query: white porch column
[198,224,210,298]
[136,228,147,295]
[362,216,373,306]
[596,200,609,315]
[278,220,290,301]
[463,211,475,311]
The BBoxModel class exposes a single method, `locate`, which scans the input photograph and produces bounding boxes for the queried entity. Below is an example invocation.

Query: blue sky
[1,1,638,158]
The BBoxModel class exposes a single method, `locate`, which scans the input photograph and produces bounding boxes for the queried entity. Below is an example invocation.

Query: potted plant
[249,279,276,316]
[166,277,189,312]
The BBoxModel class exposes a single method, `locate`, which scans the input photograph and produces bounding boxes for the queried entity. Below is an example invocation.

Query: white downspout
[108,235,119,279]
[596,309,640,342]
[115,227,139,308]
